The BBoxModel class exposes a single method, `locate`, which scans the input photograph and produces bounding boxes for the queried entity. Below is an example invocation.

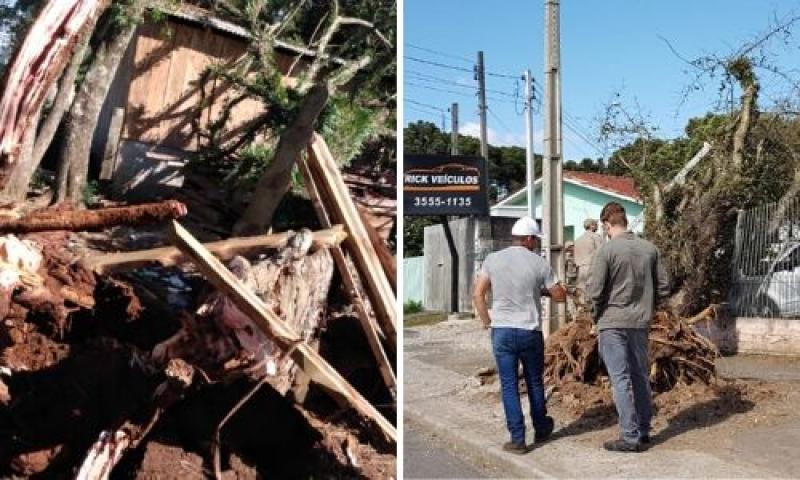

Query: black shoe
[534,416,555,442]
[603,439,642,452]
[502,441,529,454]
[639,434,651,444]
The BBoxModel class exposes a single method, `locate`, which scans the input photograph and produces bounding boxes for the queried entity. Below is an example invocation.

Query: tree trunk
[233,83,329,235]
[0,33,92,201]
[0,0,110,183]
[54,17,138,204]
[1,109,40,202]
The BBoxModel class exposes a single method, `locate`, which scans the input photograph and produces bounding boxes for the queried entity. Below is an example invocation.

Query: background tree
[598,15,800,315]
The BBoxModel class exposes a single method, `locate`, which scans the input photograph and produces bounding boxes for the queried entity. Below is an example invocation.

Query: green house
[490,171,644,240]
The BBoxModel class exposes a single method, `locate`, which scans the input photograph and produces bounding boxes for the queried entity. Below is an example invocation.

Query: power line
[405,81,517,105]
[405,43,527,79]
[404,56,474,74]
[487,106,516,138]
[406,98,445,112]
[406,105,442,118]
[406,43,473,64]
[407,71,519,99]
[406,72,476,91]
[531,81,603,155]
[486,71,520,80]
[406,81,477,98]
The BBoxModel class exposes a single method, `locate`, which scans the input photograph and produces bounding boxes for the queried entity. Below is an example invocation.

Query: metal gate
[729,197,800,318]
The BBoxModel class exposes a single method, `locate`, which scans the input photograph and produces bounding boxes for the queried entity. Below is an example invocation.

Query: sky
[403,0,800,162]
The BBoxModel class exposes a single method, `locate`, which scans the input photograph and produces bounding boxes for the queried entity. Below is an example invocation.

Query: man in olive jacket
[587,202,670,452]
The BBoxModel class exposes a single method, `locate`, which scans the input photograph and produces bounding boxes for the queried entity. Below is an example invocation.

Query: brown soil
[0,232,396,478]
[544,378,797,453]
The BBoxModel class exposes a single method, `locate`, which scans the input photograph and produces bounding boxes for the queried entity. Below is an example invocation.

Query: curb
[404,406,556,479]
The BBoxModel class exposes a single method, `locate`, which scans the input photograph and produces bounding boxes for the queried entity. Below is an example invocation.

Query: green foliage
[223,143,275,191]
[403,300,423,315]
[82,180,101,205]
[320,96,379,166]
[403,216,435,257]
[187,0,396,219]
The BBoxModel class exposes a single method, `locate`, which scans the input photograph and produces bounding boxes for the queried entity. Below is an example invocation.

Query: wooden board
[307,135,397,345]
[82,226,347,274]
[168,221,396,443]
[299,156,396,396]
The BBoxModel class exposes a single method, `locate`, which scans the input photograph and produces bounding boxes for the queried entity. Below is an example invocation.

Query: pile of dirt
[0,227,395,478]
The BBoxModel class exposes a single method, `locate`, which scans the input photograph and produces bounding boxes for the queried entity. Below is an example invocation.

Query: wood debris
[545,310,719,392]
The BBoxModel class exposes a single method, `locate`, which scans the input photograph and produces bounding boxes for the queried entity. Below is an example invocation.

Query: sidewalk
[404,318,800,479]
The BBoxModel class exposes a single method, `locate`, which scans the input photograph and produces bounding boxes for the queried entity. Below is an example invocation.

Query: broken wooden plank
[82,225,347,274]
[307,134,396,345]
[299,156,396,397]
[0,200,187,233]
[358,205,396,293]
[168,220,396,442]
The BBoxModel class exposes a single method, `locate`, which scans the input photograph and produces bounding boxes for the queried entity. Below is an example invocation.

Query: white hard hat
[511,216,542,237]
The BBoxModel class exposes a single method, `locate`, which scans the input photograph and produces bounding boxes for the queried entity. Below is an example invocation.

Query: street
[404,420,494,479]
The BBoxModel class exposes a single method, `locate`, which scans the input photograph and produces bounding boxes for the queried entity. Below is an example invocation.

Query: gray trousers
[598,328,652,443]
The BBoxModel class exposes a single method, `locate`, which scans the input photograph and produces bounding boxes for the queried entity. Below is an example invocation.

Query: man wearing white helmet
[473,216,567,454]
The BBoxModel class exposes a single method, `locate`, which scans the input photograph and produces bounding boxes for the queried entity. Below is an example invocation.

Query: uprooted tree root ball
[0,228,395,478]
[545,310,719,393]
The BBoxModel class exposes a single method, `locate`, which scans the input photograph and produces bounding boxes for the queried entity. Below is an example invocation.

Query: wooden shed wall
[123,20,267,151]
[120,17,311,152]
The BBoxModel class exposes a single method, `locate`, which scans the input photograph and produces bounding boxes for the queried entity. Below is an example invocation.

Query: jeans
[598,328,653,444]
[491,327,548,444]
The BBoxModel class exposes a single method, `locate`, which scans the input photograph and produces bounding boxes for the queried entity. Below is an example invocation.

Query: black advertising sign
[404,155,489,216]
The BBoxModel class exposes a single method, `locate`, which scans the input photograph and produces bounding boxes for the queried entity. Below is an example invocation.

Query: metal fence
[729,197,800,318]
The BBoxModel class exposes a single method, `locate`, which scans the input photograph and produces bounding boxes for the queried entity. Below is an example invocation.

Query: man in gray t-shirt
[473,216,566,453]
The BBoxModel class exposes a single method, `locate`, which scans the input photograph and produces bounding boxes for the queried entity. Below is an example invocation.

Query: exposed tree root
[545,310,719,393]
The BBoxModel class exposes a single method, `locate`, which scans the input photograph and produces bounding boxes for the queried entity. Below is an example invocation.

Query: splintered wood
[168,221,397,442]
[0,0,108,167]
[153,227,335,395]
[545,310,719,392]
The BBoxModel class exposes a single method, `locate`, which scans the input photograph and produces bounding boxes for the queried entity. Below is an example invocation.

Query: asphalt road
[404,420,491,479]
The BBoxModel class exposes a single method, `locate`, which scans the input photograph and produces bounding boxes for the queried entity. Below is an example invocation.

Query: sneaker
[534,416,555,442]
[603,439,642,452]
[502,441,529,454]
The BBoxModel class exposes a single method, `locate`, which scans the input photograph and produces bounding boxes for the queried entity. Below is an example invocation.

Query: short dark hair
[600,202,628,227]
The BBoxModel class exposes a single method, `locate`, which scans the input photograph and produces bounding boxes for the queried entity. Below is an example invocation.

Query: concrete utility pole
[450,102,459,155]
[543,0,565,336]
[523,70,535,219]
[476,51,488,160]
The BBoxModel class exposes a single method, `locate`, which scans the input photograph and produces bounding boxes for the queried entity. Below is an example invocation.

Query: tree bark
[0,200,187,233]
[1,109,40,201]
[0,0,110,182]
[0,33,92,201]
[54,14,138,204]
[233,83,329,235]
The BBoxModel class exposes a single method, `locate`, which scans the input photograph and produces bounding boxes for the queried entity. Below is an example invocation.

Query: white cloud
[460,122,547,149]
